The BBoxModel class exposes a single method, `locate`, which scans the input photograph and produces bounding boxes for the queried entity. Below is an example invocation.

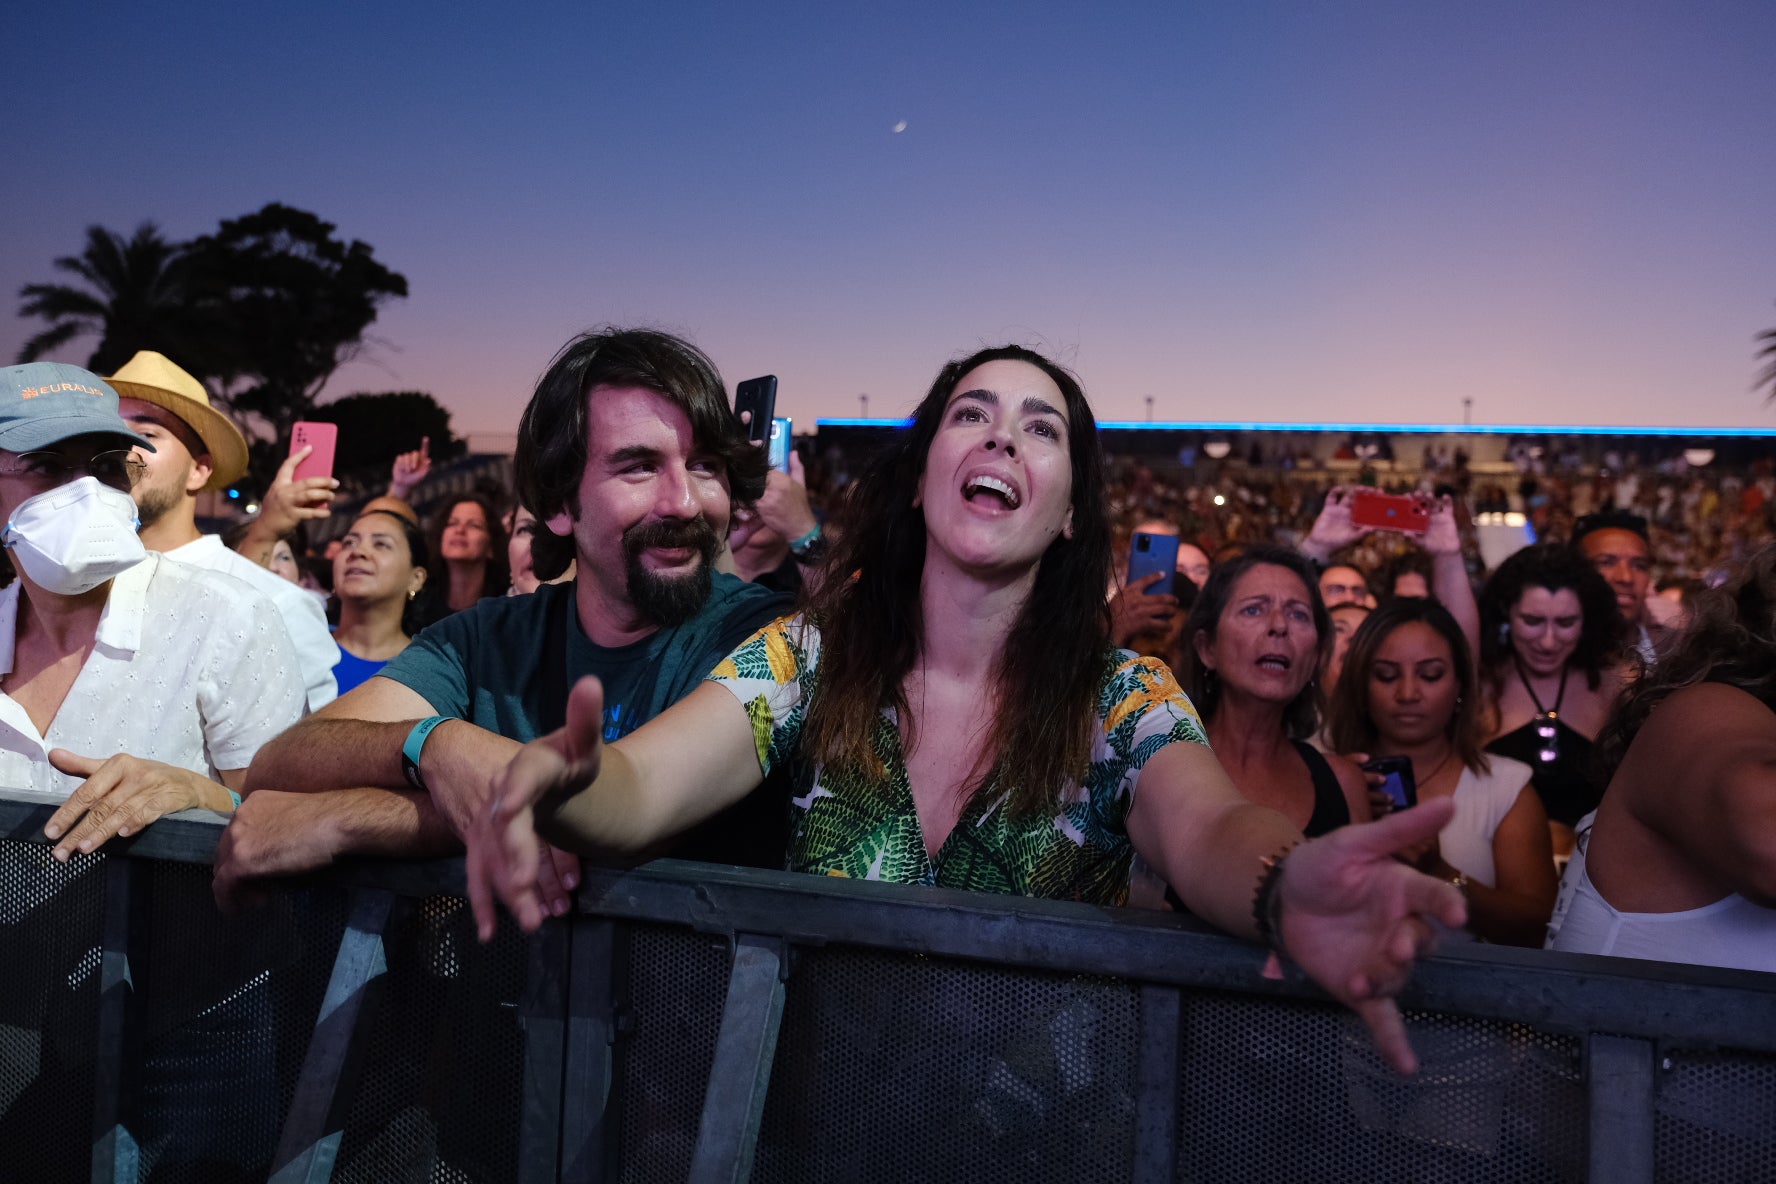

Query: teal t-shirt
[381,575,791,743]
[378,575,794,868]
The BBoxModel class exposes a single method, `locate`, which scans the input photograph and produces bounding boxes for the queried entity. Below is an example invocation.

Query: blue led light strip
[815,417,1776,438]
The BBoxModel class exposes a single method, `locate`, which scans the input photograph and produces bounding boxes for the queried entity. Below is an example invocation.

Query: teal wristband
[226,789,243,811]
[401,715,453,791]
[789,522,824,562]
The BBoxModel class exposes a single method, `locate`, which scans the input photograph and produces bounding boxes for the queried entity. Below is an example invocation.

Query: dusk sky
[5,2,1774,437]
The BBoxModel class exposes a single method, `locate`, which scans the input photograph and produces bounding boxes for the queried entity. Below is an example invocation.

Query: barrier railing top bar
[5,795,1773,1054]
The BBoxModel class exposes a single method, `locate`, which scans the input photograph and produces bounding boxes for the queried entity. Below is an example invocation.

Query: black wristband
[1252,842,1299,956]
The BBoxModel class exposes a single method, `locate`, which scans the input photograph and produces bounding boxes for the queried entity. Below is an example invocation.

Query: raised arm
[1423,495,1481,662]
[468,677,766,936]
[1127,740,1464,1074]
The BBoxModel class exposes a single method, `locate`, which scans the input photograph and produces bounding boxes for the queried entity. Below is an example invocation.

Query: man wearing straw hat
[106,350,338,710]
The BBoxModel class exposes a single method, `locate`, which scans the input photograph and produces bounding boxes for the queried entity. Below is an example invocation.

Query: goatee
[622,515,721,626]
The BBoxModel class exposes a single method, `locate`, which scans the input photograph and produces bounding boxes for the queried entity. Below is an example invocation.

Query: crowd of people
[1,328,1773,1100]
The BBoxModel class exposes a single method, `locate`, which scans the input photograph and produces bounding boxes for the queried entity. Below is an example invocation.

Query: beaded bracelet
[1251,841,1300,956]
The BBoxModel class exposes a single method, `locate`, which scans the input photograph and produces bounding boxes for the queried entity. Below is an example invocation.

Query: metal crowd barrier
[1,792,1773,1184]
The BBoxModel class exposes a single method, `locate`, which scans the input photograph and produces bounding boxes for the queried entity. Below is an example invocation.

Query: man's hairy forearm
[246,717,412,795]
[329,787,462,858]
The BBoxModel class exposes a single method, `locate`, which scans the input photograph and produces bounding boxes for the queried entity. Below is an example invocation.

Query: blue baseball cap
[0,362,153,453]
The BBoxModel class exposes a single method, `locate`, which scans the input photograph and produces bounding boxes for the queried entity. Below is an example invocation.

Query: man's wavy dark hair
[799,345,1113,819]
[1595,541,1776,784]
[1478,543,1624,691]
[514,328,766,580]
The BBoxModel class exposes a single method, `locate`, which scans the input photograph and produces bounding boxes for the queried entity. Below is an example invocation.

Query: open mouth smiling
[962,473,1022,509]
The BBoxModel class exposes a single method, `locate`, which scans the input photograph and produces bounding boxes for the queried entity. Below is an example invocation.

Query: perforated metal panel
[1176,995,1585,1183]
[1655,1047,1776,1184]
[751,947,1141,1183]
[0,841,106,1184]
[617,923,734,1183]
[132,860,348,1183]
[330,895,529,1183]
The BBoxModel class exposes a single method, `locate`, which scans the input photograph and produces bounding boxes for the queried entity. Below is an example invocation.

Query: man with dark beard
[218,330,793,901]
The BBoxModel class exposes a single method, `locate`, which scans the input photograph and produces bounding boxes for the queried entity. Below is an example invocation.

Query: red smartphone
[290,421,338,483]
[1349,489,1429,534]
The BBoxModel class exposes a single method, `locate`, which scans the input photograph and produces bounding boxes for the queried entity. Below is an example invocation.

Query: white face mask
[3,476,146,595]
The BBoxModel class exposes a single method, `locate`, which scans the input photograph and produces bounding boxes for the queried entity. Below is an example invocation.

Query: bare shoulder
[1621,683,1776,808]
[1641,682,1776,746]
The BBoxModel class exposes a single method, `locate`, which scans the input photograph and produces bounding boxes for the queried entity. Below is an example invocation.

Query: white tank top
[1546,826,1776,973]
[1437,756,1534,888]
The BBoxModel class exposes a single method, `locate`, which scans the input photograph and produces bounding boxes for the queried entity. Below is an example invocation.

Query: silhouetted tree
[308,391,466,479]
[180,203,408,441]
[16,223,198,372]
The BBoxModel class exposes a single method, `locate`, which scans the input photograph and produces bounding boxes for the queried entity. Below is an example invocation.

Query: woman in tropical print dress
[467,345,1464,1073]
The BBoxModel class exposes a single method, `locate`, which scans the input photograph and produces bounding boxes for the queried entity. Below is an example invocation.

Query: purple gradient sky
[4,2,1774,435]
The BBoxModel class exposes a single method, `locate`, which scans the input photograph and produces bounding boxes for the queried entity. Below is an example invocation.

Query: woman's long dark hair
[1176,545,1331,741]
[1478,543,1623,691]
[1595,541,1776,783]
[800,345,1113,818]
[425,491,510,599]
[1325,596,1490,774]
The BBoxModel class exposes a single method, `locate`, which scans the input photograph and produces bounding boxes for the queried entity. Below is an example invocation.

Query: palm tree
[16,222,191,372]
[1758,313,1776,404]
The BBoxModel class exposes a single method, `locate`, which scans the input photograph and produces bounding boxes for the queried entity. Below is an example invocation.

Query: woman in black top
[1478,544,1627,857]
[1178,545,1371,837]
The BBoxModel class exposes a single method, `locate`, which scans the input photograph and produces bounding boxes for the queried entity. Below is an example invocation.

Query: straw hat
[105,351,249,491]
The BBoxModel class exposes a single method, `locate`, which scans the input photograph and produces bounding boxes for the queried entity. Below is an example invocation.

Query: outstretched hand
[466,675,607,940]
[1276,798,1466,1075]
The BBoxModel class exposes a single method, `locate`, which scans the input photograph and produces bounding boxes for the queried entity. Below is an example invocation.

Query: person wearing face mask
[0,363,303,856]
[1478,544,1628,858]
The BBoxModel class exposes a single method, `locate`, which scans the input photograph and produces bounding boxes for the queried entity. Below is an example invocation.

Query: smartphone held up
[733,376,778,446]
[1349,489,1429,534]
[289,421,338,483]
[1127,531,1180,597]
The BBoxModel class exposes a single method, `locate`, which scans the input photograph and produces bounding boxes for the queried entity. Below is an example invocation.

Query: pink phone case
[290,422,338,482]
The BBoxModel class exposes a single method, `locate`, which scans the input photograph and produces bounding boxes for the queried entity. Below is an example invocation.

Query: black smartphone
[1360,756,1419,810]
[1127,531,1179,597]
[733,375,778,447]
